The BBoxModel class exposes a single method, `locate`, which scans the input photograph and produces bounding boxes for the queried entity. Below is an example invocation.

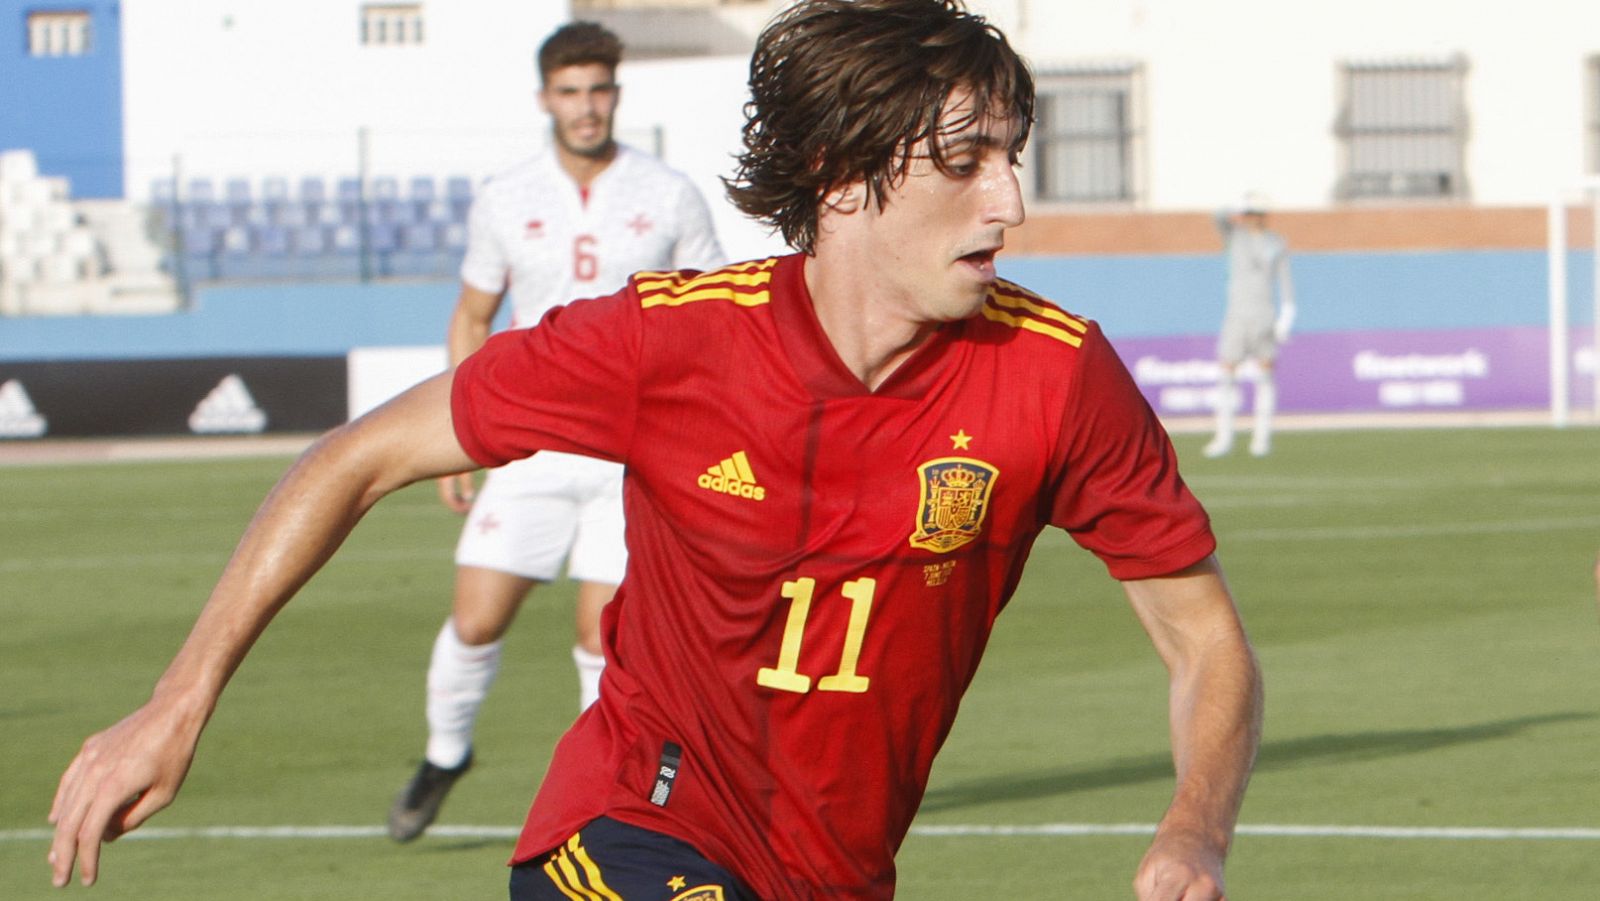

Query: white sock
[573,645,605,711]
[1253,374,1277,448]
[424,619,501,769]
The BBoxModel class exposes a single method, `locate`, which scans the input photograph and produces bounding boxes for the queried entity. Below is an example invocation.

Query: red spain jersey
[451,253,1215,900]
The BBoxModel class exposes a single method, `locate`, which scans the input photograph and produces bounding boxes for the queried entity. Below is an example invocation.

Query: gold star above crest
[950,429,973,450]
[668,876,688,891]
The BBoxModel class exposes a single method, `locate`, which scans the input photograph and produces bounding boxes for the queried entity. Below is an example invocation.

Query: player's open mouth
[958,249,998,277]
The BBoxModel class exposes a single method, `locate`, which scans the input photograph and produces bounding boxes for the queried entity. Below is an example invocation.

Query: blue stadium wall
[2,244,1589,439]
[0,0,126,198]
[0,251,1579,363]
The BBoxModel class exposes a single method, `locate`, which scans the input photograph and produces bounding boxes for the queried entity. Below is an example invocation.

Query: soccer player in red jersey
[49,2,1262,899]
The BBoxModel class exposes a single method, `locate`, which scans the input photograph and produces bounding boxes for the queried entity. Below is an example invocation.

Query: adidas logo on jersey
[697,451,765,501]
[188,374,268,434]
[0,379,47,438]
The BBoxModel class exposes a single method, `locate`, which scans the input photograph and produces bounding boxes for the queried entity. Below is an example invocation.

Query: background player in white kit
[387,21,724,842]
[1204,194,1295,458]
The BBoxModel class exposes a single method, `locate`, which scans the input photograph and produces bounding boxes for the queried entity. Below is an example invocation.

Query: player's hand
[1132,828,1228,901]
[437,471,477,514]
[48,703,201,887]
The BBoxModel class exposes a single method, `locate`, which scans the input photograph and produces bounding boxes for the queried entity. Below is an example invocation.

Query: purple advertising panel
[1113,326,1596,417]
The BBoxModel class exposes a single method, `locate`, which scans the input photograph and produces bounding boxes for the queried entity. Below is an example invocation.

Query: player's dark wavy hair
[537,21,623,83]
[724,0,1034,254]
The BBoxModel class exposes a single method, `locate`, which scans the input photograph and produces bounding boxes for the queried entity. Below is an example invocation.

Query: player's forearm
[1157,633,1263,854]
[447,314,491,367]
[446,285,503,367]
[147,375,471,715]
[145,425,395,715]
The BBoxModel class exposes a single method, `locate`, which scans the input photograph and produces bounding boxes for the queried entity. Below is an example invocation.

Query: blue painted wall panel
[998,250,1591,340]
[0,0,125,197]
[2,249,1591,362]
[1,280,464,361]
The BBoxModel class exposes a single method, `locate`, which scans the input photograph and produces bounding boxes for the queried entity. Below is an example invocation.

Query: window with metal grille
[361,3,424,46]
[1032,66,1141,205]
[1336,56,1469,201]
[27,11,92,57]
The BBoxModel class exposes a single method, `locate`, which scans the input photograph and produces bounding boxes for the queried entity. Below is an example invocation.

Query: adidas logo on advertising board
[189,374,268,434]
[697,451,765,501]
[0,379,47,438]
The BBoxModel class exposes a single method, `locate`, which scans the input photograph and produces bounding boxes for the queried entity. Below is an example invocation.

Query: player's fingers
[48,773,95,887]
[108,781,173,838]
[70,783,146,887]
[47,746,100,884]
[48,750,86,825]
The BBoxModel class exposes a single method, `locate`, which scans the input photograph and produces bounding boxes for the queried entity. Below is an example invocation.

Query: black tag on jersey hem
[650,741,682,807]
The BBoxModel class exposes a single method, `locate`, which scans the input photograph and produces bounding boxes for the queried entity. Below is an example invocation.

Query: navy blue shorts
[508,817,759,901]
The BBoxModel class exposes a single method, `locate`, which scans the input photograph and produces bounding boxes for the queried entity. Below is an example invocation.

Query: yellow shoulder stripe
[988,282,1089,334]
[638,258,778,309]
[979,304,1084,346]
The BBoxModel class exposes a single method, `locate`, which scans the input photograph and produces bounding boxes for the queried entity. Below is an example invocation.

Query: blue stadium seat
[336,177,363,223]
[409,176,436,204]
[254,224,292,279]
[274,201,308,228]
[292,225,326,255]
[256,225,289,256]
[370,176,399,201]
[299,176,327,204]
[446,176,474,220]
[261,177,289,203]
[366,198,409,227]
[329,224,361,255]
[179,223,216,256]
[260,176,291,223]
[368,222,400,253]
[402,223,438,252]
[306,201,341,227]
[225,178,252,206]
[424,199,455,224]
[186,178,216,203]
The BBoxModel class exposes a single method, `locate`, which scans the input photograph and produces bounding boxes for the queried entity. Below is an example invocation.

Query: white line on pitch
[6,823,1600,843]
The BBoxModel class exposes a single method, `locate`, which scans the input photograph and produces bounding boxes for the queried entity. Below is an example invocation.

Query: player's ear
[821,181,865,216]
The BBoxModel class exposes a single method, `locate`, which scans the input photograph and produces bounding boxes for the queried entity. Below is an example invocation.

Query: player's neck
[802,254,936,391]
[556,141,618,192]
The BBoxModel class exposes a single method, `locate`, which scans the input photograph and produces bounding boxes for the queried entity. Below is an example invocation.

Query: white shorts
[454,451,627,584]
[1217,314,1277,365]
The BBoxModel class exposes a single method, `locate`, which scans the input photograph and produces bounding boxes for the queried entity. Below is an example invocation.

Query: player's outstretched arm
[48,372,476,888]
[1121,554,1262,901]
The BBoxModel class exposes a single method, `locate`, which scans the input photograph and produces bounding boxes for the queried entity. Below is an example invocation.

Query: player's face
[856,90,1026,323]
[539,63,620,160]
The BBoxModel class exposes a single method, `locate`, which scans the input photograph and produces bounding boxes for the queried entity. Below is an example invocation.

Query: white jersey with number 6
[460,143,725,328]
[454,142,724,582]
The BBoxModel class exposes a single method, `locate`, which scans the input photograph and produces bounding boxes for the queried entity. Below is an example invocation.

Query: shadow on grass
[919,711,1592,814]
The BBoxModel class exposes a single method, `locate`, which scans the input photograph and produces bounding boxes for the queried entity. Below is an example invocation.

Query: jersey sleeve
[458,186,509,295]
[450,284,641,468]
[1047,323,1216,580]
[670,177,727,271]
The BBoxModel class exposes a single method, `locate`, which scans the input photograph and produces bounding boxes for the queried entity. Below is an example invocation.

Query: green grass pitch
[4,425,1600,899]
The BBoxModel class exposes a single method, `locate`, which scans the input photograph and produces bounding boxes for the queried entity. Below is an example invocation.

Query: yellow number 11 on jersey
[757,577,876,694]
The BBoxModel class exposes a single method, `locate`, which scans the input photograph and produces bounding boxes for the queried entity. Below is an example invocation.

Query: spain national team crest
[908,457,999,553]
[669,887,725,901]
